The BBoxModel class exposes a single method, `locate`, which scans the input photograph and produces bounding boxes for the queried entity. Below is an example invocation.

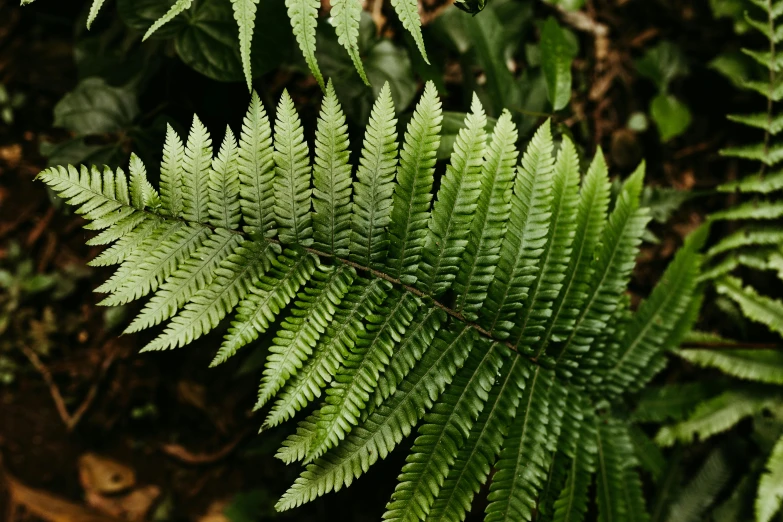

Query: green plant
[36,80,705,520]
[704,0,783,339]
[21,0,429,90]
[646,334,783,522]
[635,41,692,142]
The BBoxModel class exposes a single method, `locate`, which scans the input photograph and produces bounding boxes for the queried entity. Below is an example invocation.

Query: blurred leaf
[223,490,278,521]
[118,0,186,39]
[40,138,125,168]
[174,0,292,82]
[454,0,487,14]
[53,78,138,134]
[636,41,689,90]
[465,6,521,116]
[542,0,585,9]
[540,17,576,111]
[651,93,691,141]
[628,111,649,132]
[641,186,694,223]
[710,51,758,88]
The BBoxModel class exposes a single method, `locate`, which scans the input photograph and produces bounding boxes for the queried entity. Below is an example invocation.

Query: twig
[20,344,117,431]
[20,346,72,428]
[159,430,249,465]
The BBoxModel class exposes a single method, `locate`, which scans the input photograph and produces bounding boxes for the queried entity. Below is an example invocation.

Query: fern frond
[382,340,502,521]
[482,120,555,341]
[513,136,580,351]
[417,95,486,296]
[387,81,442,284]
[715,276,783,337]
[141,240,276,351]
[262,278,390,421]
[126,230,242,332]
[313,81,353,257]
[208,127,241,230]
[232,0,260,90]
[594,419,644,522]
[656,389,778,446]
[453,111,518,321]
[427,354,522,522]
[86,0,108,29]
[350,83,399,269]
[719,169,783,193]
[308,290,417,461]
[485,365,553,522]
[276,324,473,511]
[390,0,429,64]
[37,86,705,522]
[757,434,783,522]
[238,91,276,237]
[251,265,353,394]
[182,115,213,224]
[286,0,324,90]
[213,249,319,366]
[161,124,185,217]
[605,225,707,395]
[539,149,611,358]
[677,348,783,385]
[142,0,193,41]
[330,0,368,85]
[274,90,313,246]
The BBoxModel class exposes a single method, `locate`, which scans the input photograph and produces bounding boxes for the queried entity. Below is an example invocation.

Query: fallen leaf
[78,453,136,495]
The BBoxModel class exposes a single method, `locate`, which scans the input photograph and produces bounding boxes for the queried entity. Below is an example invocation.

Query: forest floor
[0,0,744,521]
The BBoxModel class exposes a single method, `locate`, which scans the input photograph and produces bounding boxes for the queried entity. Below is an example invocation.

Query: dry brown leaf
[78,453,136,495]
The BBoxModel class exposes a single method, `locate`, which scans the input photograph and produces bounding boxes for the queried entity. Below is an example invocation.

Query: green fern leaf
[677,348,783,385]
[238,91,276,237]
[757,434,783,522]
[141,240,276,351]
[382,340,502,521]
[453,111,518,321]
[86,0,107,29]
[313,81,353,256]
[213,248,318,366]
[350,83,399,269]
[330,0,369,85]
[485,365,554,522]
[656,388,778,446]
[263,278,390,421]
[274,90,313,246]
[309,291,418,461]
[387,81,442,284]
[161,124,185,217]
[252,265,354,398]
[390,0,429,64]
[715,276,783,337]
[426,354,521,522]
[231,0,260,89]
[483,120,555,341]
[182,115,213,224]
[276,324,473,511]
[418,95,487,296]
[513,136,580,350]
[142,0,193,41]
[286,0,324,90]
[126,230,242,332]
[208,127,242,230]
